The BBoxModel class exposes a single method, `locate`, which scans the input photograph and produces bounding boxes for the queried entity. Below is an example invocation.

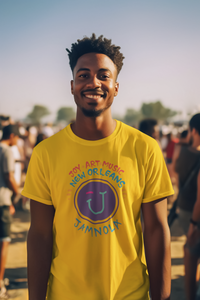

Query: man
[0,124,19,298]
[22,34,174,300]
[138,118,159,140]
[174,113,200,300]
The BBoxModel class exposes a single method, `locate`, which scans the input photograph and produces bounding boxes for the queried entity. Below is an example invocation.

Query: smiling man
[22,34,174,300]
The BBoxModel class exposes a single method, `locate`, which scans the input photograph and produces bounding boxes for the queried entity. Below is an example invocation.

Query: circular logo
[74,179,119,224]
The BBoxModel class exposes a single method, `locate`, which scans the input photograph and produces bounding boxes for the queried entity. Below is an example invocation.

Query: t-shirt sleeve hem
[142,190,174,203]
[21,190,53,206]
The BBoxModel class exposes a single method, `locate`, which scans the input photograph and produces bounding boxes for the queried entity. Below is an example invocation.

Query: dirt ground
[5,208,188,300]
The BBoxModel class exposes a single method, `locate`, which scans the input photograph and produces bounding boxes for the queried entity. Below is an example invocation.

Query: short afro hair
[139,119,158,137]
[189,113,200,135]
[66,33,124,75]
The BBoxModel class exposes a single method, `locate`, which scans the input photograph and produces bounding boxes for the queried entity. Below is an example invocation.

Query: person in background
[0,125,20,298]
[174,113,200,300]
[138,118,159,139]
[138,118,161,149]
[165,133,178,165]
[178,130,189,145]
[24,126,37,172]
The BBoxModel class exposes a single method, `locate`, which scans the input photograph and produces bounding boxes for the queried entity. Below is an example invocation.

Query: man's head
[1,124,20,146]
[139,119,159,139]
[188,113,200,145]
[66,34,124,118]
[66,33,124,78]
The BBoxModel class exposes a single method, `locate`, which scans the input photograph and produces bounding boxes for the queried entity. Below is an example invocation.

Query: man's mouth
[84,94,103,99]
[82,90,106,99]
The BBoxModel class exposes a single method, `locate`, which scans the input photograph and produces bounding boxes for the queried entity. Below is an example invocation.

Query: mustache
[81,89,105,95]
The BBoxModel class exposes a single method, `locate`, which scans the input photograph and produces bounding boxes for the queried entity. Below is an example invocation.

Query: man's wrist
[190,218,198,226]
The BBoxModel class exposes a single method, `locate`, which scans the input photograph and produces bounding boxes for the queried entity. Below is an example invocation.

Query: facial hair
[81,107,104,117]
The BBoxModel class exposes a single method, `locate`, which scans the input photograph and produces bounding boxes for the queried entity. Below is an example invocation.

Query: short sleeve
[3,148,15,173]
[21,147,52,205]
[142,141,174,203]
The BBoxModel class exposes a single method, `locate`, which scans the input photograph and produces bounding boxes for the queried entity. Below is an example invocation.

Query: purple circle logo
[74,179,119,224]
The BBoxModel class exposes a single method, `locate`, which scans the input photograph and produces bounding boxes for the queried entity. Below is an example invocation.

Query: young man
[22,34,174,300]
[174,113,200,300]
[0,124,19,298]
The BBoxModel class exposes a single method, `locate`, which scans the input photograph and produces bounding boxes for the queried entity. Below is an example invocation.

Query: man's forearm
[5,172,18,196]
[144,224,171,300]
[27,227,53,300]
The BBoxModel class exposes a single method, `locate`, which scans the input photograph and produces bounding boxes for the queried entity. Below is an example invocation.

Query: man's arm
[4,172,18,196]
[142,198,171,300]
[27,200,55,300]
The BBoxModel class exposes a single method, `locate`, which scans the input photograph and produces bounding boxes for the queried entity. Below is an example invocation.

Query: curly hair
[66,33,124,75]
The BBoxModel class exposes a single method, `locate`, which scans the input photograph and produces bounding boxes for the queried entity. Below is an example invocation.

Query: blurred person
[35,133,47,147]
[179,129,189,144]
[42,123,54,138]
[138,118,159,139]
[22,34,173,300]
[0,125,20,298]
[171,130,189,184]
[174,113,200,300]
[165,133,178,164]
[24,126,37,172]
[164,132,178,178]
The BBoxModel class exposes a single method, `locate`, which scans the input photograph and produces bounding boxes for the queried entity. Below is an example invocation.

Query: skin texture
[28,52,171,300]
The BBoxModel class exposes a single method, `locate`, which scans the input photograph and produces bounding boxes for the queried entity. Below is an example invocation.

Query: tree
[141,101,177,121]
[27,105,50,123]
[56,107,75,122]
[123,109,142,126]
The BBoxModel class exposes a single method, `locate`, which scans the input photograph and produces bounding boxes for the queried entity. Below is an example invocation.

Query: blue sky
[1,0,200,121]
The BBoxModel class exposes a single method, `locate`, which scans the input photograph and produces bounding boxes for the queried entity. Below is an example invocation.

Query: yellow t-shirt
[22,120,174,300]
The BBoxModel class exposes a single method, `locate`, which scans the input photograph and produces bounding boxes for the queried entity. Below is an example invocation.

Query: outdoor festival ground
[5,203,190,300]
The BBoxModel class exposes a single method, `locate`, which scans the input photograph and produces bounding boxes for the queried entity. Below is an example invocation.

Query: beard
[81,107,104,117]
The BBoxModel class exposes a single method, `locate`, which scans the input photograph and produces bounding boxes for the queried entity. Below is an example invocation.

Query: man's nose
[86,75,101,88]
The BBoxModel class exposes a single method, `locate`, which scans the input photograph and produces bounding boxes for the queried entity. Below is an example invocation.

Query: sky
[1,0,200,122]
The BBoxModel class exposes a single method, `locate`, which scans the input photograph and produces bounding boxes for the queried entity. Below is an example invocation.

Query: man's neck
[71,112,116,141]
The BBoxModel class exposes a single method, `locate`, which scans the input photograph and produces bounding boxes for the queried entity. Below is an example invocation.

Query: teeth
[85,95,102,99]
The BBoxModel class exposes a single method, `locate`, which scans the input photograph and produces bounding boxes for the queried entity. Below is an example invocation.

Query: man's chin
[81,108,104,117]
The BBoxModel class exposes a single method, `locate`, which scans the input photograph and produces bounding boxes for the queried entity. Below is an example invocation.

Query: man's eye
[101,74,109,79]
[79,74,88,78]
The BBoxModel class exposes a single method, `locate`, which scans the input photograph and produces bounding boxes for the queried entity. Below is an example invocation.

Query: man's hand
[9,204,15,215]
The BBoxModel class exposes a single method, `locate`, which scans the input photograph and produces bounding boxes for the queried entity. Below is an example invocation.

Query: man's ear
[114,82,119,97]
[71,80,74,95]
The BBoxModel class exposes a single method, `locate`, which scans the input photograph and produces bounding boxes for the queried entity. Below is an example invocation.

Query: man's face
[10,133,18,146]
[71,53,119,117]
[188,127,194,145]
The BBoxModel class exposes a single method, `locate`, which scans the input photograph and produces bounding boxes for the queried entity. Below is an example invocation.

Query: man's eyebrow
[76,68,90,73]
[99,68,111,72]
[76,68,111,73]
